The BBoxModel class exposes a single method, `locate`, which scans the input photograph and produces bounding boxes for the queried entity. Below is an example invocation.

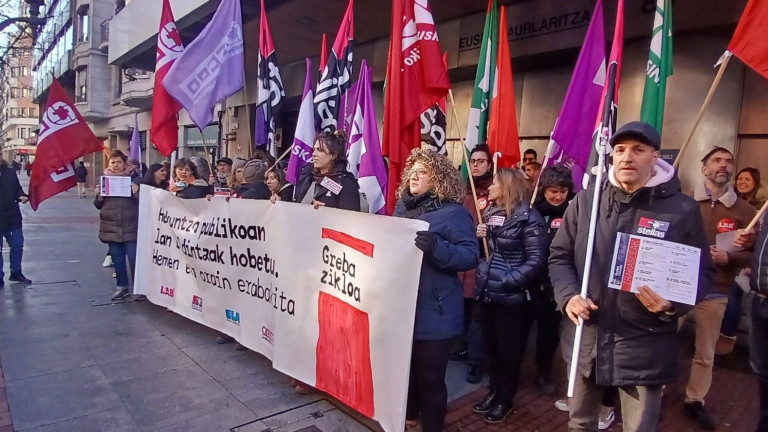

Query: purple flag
[286,59,315,185]
[129,113,141,162]
[163,0,244,131]
[347,60,387,214]
[547,0,606,190]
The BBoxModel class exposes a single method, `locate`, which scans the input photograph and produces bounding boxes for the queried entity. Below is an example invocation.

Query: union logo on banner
[38,102,78,142]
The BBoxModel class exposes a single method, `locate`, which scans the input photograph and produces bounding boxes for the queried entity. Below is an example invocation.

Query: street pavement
[0,178,760,431]
[0,178,481,432]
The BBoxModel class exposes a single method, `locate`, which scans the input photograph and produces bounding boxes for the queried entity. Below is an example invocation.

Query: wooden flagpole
[673,53,732,168]
[448,89,490,258]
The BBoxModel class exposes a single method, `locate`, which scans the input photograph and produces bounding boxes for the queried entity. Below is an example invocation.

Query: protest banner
[135,188,426,432]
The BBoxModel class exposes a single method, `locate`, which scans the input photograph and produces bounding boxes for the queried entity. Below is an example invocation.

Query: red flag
[314,0,354,132]
[728,0,768,80]
[319,33,328,76]
[487,7,520,169]
[150,0,184,156]
[382,0,450,214]
[29,79,105,210]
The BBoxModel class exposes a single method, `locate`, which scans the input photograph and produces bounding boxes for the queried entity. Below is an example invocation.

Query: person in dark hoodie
[294,131,360,211]
[394,148,479,432]
[473,168,548,424]
[453,144,493,384]
[169,159,213,198]
[549,121,714,432]
[237,159,271,200]
[529,165,575,395]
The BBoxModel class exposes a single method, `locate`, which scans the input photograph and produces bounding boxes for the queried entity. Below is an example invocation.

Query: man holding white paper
[550,122,713,432]
[681,147,756,430]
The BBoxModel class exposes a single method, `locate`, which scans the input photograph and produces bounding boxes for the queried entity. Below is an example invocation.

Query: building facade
[44,0,768,193]
[0,15,37,163]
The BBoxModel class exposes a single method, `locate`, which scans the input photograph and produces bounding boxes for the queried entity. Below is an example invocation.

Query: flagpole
[530,138,557,204]
[266,146,292,173]
[492,152,501,175]
[448,89,490,258]
[242,72,254,159]
[673,52,732,168]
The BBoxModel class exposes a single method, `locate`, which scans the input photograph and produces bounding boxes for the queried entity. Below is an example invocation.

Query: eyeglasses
[469,158,488,165]
[409,169,430,179]
[522,157,535,162]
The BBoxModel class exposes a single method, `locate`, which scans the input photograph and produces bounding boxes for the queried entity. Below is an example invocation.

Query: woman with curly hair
[393,148,479,432]
[294,131,360,211]
[473,168,548,423]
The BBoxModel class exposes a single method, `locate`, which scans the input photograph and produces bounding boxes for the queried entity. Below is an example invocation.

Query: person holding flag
[550,122,713,431]
[0,152,31,287]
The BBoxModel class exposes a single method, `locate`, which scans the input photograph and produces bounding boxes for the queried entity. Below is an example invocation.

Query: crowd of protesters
[4,118,765,431]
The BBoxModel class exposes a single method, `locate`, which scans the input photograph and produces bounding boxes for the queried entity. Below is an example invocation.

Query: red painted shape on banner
[621,238,641,292]
[315,292,375,418]
[321,228,374,258]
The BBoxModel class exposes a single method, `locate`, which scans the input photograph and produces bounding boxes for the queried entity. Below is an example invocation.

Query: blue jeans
[0,227,24,280]
[108,241,136,288]
[751,295,768,431]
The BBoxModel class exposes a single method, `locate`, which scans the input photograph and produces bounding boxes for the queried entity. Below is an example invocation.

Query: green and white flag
[465,0,498,152]
[640,0,673,134]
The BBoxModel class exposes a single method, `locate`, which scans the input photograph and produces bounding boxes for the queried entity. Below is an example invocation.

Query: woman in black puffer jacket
[472,168,548,423]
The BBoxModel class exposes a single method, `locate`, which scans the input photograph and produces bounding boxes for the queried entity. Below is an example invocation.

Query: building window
[10,87,19,98]
[11,67,18,77]
[139,131,148,149]
[22,88,31,98]
[10,108,18,118]
[17,128,29,139]
[29,107,37,118]
[76,68,88,102]
[78,7,90,42]
[21,107,27,117]
[21,66,29,76]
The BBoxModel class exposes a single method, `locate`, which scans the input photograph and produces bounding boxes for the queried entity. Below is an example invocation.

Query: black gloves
[415,230,437,253]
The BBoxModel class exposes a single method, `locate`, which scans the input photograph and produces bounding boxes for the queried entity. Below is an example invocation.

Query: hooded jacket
[550,159,714,386]
[694,183,756,295]
[475,203,548,305]
[394,195,480,340]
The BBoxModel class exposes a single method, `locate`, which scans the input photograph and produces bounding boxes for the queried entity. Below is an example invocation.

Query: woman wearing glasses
[294,131,360,211]
[169,159,213,199]
[394,149,479,432]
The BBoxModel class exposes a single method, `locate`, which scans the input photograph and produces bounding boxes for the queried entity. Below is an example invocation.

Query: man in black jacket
[735,215,768,431]
[549,122,713,432]
[75,161,88,198]
[0,154,32,287]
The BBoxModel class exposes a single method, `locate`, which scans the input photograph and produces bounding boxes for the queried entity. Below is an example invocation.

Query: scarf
[103,166,137,177]
[400,192,443,218]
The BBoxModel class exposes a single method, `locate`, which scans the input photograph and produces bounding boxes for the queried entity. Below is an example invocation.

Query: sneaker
[133,294,147,301]
[683,401,716,430]
[293,382,316,395]
[484,401,513,424]
[216,334,235,344]
[102,255,113,267]
[466,364,483,384]
[234,343,247,351]
[449,349,468,361]
[111,287,129,300]
[598,406,615,430]
[554,399,569,412]
[715,333,737,355]
[112,272,117,279]
[9,273,32,284]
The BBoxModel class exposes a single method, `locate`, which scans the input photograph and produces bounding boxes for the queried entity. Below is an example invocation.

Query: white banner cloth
[136,188,426,432]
